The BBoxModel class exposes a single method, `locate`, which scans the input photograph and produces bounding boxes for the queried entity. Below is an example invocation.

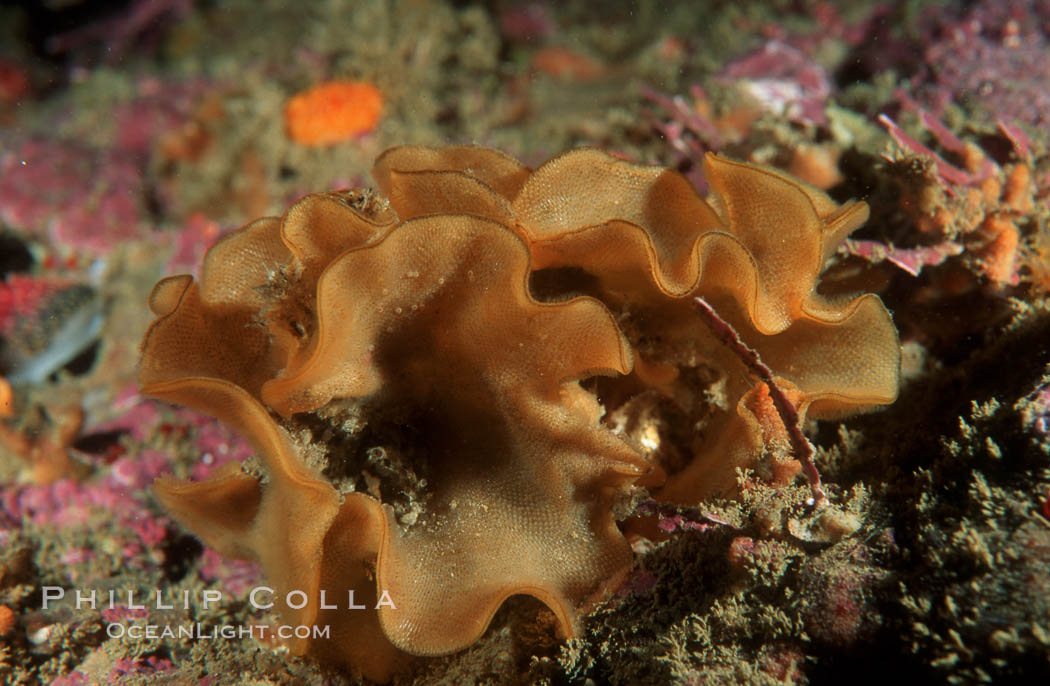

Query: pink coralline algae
[842,239,964,277]
[874,93,1035,289]
[641,84,720,192]
[100,605,149,623]
[110,75,218,159]
[917,0,1050,127]
[94,384,252,481]
[0,139,145,256]
[50,655,175,686]
[92,384,167,441]
[197,547,261,597]
[187,418,254,481]
[113,84,194,158]
[719,41,831,127]
[635,499,726,535]
[878,91,1004,189]
[1021,382,1050,441]
[641,38,835,190]
[615,569,658,598]
[0,450,172,570]
[165,213,223,277]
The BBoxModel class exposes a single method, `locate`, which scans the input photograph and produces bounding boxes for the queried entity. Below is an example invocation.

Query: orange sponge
[284,81,383,146]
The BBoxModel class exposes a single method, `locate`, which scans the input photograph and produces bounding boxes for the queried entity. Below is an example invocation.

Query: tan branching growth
[139,145,900,680]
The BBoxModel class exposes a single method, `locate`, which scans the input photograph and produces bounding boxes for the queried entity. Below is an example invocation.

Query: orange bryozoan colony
[138,146,900,680]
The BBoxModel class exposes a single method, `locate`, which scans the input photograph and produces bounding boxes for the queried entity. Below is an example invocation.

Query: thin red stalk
[693,297,827,507]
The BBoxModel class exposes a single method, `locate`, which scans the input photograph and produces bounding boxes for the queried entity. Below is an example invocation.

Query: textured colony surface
[138,145,900,680]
